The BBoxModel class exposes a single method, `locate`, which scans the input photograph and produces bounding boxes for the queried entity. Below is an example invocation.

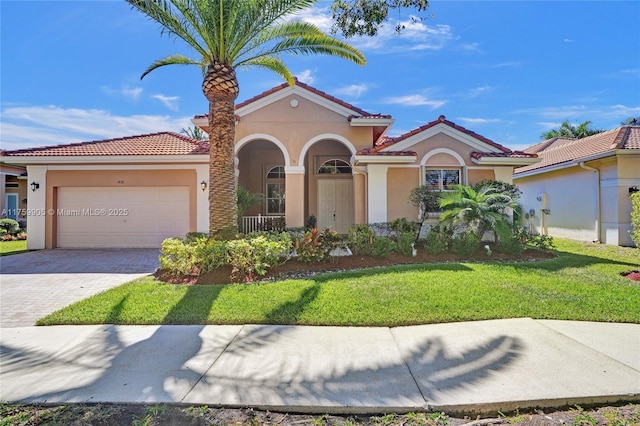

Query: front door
[5,194,18,220]
[317,179,354,234]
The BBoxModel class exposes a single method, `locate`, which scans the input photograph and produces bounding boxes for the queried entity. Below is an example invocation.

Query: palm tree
[128,0,366,239]
[181,126,208,141]
[540,120,603,140]
[439,183,519,242]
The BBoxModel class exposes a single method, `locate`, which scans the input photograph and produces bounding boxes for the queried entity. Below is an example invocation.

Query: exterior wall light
[30,181,40,192]
[201,181,208,192]
[630,186,639,195]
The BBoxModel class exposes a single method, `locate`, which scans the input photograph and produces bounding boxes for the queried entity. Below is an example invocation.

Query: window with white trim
[425,169,461,191]
[266,166,285,215]
[317,159,352,175]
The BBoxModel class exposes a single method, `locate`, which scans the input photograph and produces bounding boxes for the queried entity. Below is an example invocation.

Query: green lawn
[0,240,27,256]
[37,239,640,326]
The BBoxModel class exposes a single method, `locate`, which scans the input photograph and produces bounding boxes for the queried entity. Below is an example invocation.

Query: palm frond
[241,56,295,85]
[140,54,202,80]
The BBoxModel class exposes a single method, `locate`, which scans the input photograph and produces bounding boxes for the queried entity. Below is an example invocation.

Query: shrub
[630,192,640,247]
[305,215,317,230]
[450,231,480,255]
[159,238,200,276]
[15,232,27,241]
[297,228,344,263]
[297,228,326,263]
[0,219,20,236]
[498,234,525,255]
[371,236,395,258]
[227,232,291,282]
[185,231,208,243]
[395,231,416,257]
[424,224,452,255]
[524,232,555,251]
[196,238,229,273]
[348,224,375,256]
[389,217,418,235]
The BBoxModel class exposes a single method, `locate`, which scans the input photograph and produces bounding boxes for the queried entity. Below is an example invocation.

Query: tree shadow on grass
[310,262,474,284]
[162,285,224,324]
[510,248,640,274]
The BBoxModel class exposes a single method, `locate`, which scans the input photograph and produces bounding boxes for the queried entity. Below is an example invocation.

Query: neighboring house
[513,126,640,247]
[0,163,28,227]
[1,81,538,249]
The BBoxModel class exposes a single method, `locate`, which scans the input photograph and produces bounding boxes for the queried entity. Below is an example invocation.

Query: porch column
[353,170,366,225]
[285,166,305,228]
[0,173,6,217]
[26,165,47,250]
[367,164,389,223]
[196,164,209,234]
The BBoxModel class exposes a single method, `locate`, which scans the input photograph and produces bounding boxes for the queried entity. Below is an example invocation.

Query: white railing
[241,215,286,233]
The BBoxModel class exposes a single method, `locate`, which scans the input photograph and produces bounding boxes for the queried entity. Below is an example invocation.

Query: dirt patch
[2,402,638,425]
[155,246,557,286]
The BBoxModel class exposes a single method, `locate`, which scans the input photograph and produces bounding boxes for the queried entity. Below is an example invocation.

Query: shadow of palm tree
[310,263,473,284]
[264,284,320,323]
[1,285,227,404]
[187,326,522,410]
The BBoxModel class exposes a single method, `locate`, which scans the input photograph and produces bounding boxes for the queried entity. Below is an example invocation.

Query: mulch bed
[621,270,640,281]
[155,245,557,286]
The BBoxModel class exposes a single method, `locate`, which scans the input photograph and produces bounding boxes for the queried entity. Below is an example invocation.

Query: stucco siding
[516,167,599,242]
[387,167,419,221]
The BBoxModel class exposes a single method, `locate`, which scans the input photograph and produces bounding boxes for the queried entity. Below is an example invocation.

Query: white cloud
[295,69,315,84]
[563,38,575,43]
[457,117,501,125]
[151,94,180,111]
[289,6,455,53]
[333,83,369,98]
[0,105,192,150]
[491,61,523,68]
[468,84,495,97]
[101,85,143,101]
[121,86,143,101]
[383,94,446,109]
[459,42,483,53]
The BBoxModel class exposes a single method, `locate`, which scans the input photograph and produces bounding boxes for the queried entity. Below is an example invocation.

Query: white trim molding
[235,133,291,167]
[298,134,357,166]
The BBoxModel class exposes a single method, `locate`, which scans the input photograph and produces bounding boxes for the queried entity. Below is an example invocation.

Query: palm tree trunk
[208,99,238,239]
[203,62,240,239]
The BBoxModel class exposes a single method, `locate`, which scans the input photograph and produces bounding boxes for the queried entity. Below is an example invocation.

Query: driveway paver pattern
[0,249,159,328]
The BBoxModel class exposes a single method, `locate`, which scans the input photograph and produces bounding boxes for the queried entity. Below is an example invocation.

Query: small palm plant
[439,183,519,242]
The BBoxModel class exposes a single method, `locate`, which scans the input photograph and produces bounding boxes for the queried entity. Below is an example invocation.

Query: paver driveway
[0,249,159,328]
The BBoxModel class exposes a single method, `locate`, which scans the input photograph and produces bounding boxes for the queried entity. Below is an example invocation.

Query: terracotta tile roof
[0,132,208,157]
[515,126,640,174]
[195,79,382,120]
[356,148,417,156]
[379,115,512,153]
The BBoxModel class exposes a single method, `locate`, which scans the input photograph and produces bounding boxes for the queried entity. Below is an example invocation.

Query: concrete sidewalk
[1,319,639,415]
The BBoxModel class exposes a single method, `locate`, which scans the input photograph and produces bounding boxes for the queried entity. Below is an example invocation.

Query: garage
[56,186,190,248]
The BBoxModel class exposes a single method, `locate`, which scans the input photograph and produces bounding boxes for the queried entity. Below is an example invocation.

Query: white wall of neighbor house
[26,165,47,250]
[516,168,600,243]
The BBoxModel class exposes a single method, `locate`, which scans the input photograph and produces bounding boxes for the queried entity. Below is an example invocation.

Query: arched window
[317,159,352,174]
[266,166,285,215]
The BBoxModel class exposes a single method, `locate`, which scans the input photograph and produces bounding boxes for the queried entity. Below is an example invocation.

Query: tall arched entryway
[303,139,355,234]
[236,139,287,231]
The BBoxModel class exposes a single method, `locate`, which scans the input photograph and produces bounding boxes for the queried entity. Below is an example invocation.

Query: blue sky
[1,0,639,152]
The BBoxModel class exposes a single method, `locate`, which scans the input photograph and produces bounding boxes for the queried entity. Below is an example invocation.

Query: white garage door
[57,186,190,248]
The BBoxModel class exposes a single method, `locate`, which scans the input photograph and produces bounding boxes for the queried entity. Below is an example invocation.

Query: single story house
[513,126,640,247]
[1,81,538,249]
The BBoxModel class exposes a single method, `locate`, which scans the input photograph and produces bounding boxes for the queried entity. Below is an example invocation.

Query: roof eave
[349,117,395,127]
[2,155,209,164]
[354,155,417,165]
[472,156,541,166]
